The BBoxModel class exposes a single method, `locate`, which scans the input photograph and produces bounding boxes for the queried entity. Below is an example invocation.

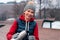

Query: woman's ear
[23,12,25,15]
[23,12,25,14]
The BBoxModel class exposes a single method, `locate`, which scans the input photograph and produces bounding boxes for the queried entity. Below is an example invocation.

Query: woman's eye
[28,10,30,12]
[31,12,34,13]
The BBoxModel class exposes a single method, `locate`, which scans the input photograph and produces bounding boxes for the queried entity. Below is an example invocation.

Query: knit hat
[24,2,35,13]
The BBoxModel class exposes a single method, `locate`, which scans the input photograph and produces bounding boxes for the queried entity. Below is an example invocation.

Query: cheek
[31,14,34,16]
[25,13,29,18]
[24,12,28,15]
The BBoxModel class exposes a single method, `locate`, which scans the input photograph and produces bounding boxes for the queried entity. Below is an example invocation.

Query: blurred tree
[13,1,27,18]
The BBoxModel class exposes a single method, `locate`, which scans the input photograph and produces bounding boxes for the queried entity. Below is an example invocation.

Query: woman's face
[24,9,34,20]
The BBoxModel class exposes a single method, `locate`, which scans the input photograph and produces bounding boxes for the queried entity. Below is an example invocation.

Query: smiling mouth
[28,15,32,17]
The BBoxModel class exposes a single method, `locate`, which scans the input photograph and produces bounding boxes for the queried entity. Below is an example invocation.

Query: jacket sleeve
[6,20,18,40]
[33,23,39,40]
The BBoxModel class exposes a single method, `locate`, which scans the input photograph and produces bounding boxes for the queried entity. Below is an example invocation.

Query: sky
[0,0,26,3]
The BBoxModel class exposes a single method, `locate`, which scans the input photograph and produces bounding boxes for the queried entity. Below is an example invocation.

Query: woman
[6,2,39,40]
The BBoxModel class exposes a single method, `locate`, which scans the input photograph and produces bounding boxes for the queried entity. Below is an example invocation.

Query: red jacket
[6,15,39,40]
